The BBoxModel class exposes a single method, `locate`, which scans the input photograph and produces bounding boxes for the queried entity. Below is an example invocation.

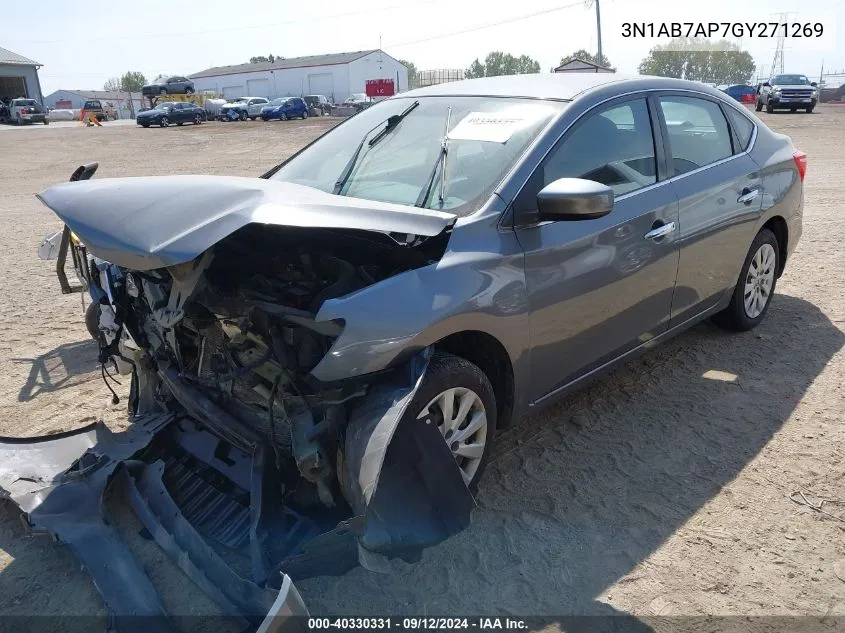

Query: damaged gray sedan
[3,74,803,629]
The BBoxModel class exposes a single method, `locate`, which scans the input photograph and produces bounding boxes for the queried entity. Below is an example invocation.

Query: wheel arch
[762,215,788,276]
[433,330,515,429]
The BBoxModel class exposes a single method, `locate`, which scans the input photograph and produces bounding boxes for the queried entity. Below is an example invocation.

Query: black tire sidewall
[722,228,780,330]
[401,352,497,492]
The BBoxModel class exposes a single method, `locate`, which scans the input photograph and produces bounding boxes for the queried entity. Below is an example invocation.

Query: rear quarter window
[724,107,755,152]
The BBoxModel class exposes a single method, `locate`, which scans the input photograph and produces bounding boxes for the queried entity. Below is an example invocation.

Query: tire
[85,302,101,341]
[43,120,49,125]
[806,106,815,113]
[142,123,150,128]
[712,228,780,332]
[766,103,774,114]
[185,87,194,94]
[159,88,167,95]
[403,352,497,491]
[301,110,308,119]
[790,107,797,113]
[280,113,287,121]
[177,122,183,126]
[239,110,247,121]
[262,116,269,121]
[160,116,169,127]
[249,116,256,121]
[194,115,202,125]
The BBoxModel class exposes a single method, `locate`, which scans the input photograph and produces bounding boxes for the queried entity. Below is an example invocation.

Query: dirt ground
[0,109,843,630]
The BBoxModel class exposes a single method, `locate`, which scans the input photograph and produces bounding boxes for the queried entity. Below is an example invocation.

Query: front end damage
[1,175,475,630]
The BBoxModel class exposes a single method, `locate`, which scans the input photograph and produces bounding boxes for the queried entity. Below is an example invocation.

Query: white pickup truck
[0,98,49,124]
[218,96,269,121]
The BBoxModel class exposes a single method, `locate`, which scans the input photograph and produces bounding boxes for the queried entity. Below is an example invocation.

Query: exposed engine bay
[1,169,474,632]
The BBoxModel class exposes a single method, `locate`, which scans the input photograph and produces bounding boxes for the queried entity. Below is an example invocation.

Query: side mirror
[536,178,614,221]
[763,82,771,88]
[810,81,818,87]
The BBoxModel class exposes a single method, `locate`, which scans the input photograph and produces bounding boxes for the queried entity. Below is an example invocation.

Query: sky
[3,0,843,95]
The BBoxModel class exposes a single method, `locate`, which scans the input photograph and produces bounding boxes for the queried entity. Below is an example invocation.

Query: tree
[103,77,121,92]
[120,71,146,94]
[464,52,541,79]
[397,59,418,89]
[250,54,281,64]
[558,49,613,70]
[638,38,755,85]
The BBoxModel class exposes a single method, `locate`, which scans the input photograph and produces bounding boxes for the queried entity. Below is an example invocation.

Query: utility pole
[770,12,794,76]
[585,0,603,65]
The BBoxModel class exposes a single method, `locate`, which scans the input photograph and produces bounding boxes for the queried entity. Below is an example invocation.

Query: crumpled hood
[37,175,457,271]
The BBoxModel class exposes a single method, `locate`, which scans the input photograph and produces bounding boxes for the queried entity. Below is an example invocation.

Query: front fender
[310,214,529,384]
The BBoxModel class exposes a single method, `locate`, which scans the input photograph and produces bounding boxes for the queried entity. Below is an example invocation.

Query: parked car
[142,76,195,96]
[0,98,48,124]
[819,83,845,103]
[756,73,819,113]
[136,101,206,127]
[341,93,371,112]
[218,96,269,121]
[261,97,308,120]
[10,73,804,625]
[304,94,331,116]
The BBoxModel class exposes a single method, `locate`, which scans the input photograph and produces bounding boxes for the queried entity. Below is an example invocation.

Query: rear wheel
[301,110,308,119]
[185,87,194,94]
[160,116,169,127]
[159,88,167,95]
[712,228,780,331]
[142,123,150,128]
[239,110,247,121]
[177,121,183,126]
[194,115,202,125]
[406,352,496,491]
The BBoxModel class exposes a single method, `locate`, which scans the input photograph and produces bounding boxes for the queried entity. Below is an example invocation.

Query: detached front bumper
[0,352,473,631]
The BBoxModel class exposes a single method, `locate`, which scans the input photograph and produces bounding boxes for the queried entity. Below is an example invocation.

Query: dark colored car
[756,73,819,113]
[137,101,206,127]
[304,94,331,115]
[261,97,308,120]
[142,76,195,96]
[8,74,804,624]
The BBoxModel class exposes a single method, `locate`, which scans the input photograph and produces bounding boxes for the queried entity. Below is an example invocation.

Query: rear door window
[658,96,733,175]
[723,107,755,152]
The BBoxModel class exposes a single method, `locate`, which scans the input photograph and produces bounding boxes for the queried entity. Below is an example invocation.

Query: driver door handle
[644,221,676,240]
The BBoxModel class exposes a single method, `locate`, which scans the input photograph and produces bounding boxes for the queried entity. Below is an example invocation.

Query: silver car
[3,74,804,623]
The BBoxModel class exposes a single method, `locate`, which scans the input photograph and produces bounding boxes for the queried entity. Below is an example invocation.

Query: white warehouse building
[189,50,409,103]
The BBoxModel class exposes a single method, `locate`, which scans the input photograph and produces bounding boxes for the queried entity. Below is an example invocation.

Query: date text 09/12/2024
[307,618,528,630]
[622,22,824,39]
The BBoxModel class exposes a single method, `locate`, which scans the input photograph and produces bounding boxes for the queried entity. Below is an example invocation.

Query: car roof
[398,73,733,102]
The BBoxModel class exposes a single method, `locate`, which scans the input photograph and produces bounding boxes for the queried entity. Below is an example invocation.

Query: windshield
[270,98,289,106]
[304,96,318,105]
[773,75,811,85]
[13,99,36,106]
[270,96,562,216]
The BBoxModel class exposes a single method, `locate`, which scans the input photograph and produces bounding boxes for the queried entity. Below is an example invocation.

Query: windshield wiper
[415,107,453,208]
[333,100,420,195]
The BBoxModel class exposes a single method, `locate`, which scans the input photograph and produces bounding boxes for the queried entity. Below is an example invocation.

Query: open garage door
[246,79,270,98]
[0,76,27,101]
[307,73,334,101]
[222,85,244,100]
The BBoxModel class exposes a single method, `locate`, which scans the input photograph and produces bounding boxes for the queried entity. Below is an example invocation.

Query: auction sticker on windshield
[448,107,551,144]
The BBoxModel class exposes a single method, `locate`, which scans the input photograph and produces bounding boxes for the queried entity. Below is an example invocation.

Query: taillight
[793,149,807,181]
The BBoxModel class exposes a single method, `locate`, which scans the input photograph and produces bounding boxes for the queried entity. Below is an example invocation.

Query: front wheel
[85,302,101,341]
[766,103,774,114]
[712,228,780,331]
[806,106,815,113]
[43,120,49,125]
[194,115,202,125]
[159,116,169,127]
[406,353,496,491]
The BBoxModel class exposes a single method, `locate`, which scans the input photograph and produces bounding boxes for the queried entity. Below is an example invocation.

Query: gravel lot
[0,109,843,630]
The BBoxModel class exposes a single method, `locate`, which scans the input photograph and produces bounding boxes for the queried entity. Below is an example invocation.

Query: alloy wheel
[415,387,488,485]
[160,117,169,127]
[744,243,776,319]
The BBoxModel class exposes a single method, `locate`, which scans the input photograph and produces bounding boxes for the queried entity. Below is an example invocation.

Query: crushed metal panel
[36,175,457,271]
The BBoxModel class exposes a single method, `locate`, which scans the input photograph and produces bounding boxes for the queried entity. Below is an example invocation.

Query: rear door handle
[738,188,760,204]
[644,221,676,240]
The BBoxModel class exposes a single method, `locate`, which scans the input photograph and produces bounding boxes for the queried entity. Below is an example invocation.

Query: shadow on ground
[12,339,99,402]
[0,294,842,632]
